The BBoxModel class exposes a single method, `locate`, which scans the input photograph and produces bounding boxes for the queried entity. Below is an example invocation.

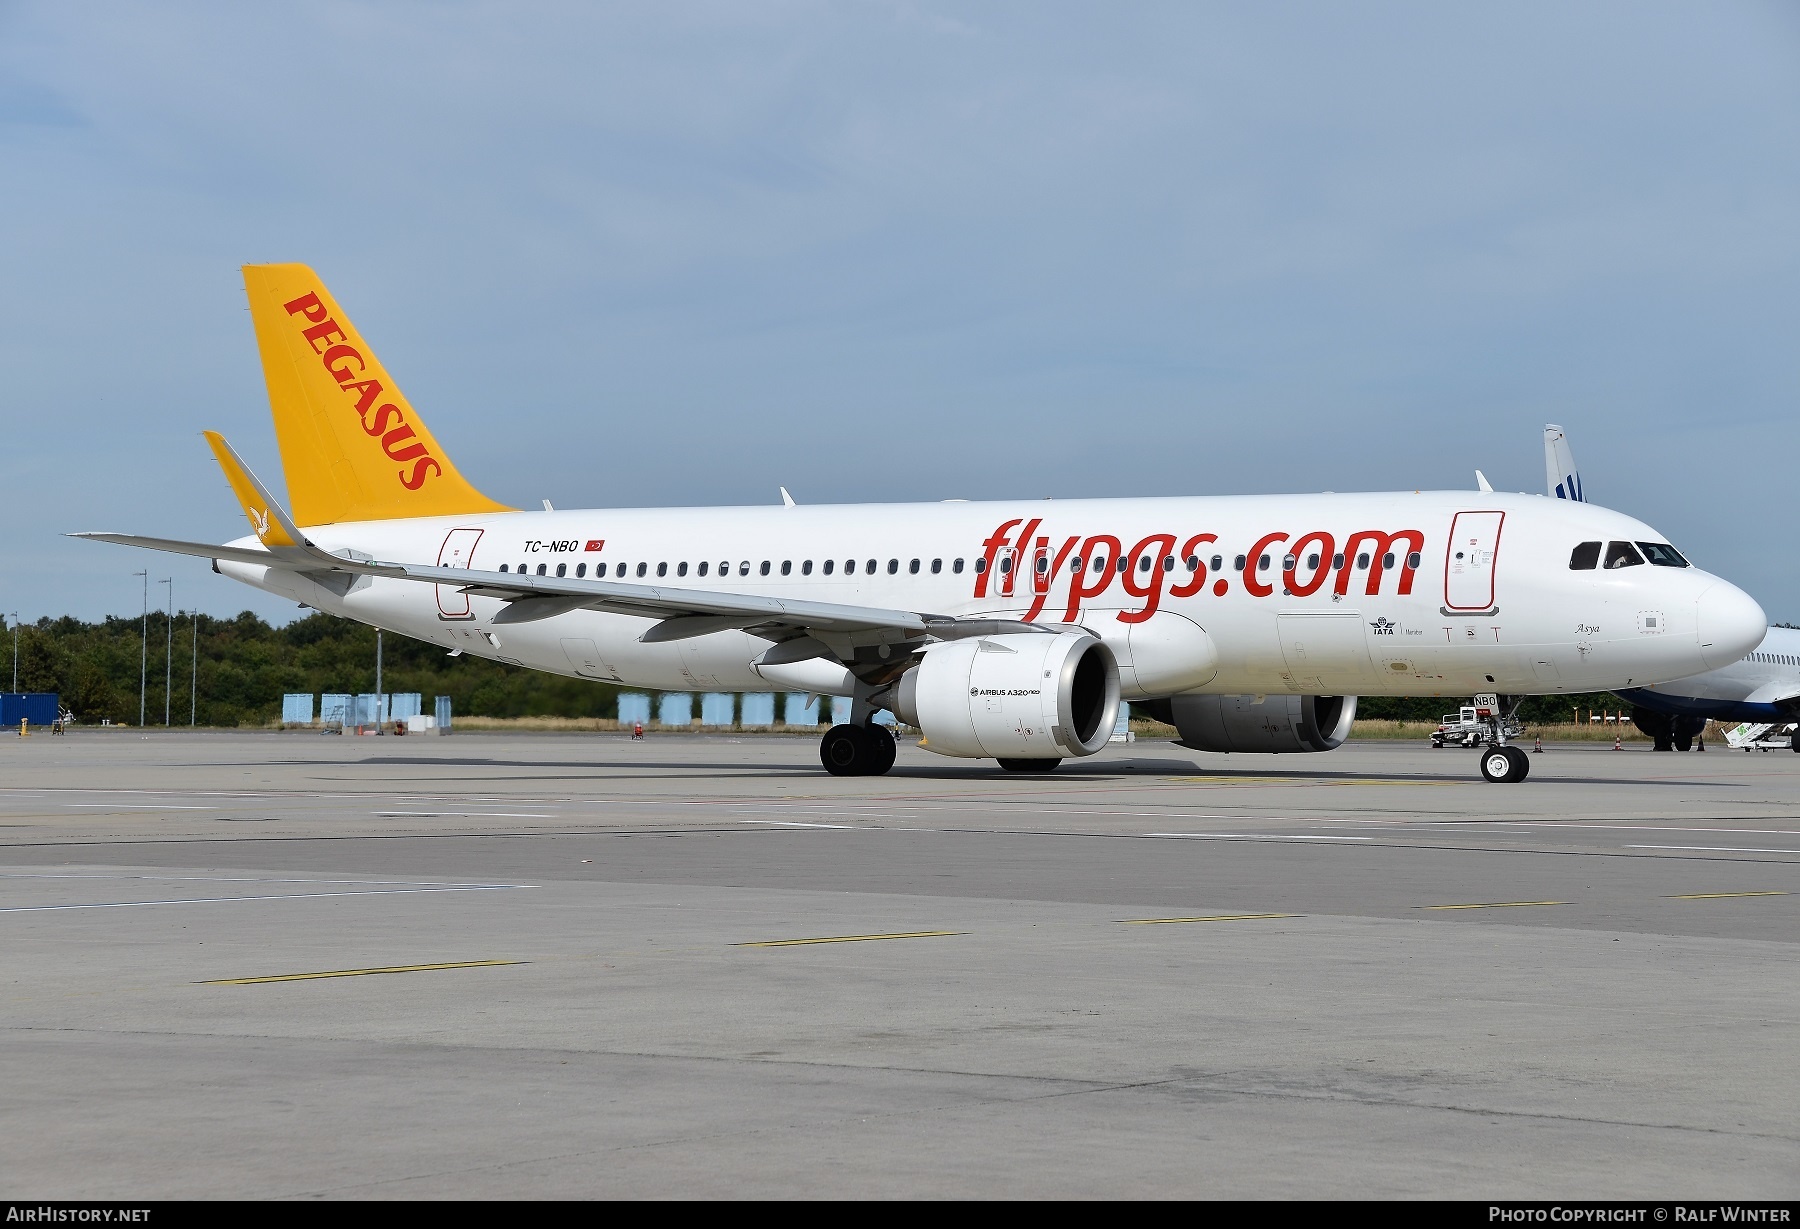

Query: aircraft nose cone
[1696,581,1766,670]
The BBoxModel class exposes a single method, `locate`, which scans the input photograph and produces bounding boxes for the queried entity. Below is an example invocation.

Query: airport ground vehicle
[78,265,1767,783]
[1432,708,1498,748]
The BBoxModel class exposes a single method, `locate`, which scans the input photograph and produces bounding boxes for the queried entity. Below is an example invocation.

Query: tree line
[3,609,1632,728]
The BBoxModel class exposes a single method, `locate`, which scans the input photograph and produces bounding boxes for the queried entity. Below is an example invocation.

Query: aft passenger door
[436,528,484,619]
[1444,511,1504,612]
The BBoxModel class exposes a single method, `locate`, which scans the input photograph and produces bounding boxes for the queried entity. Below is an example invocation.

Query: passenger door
[1444,511,1504,612]
[435,528,484,619]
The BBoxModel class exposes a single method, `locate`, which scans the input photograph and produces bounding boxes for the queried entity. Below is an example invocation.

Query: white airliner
[1543,424,1800,751]
[76,265,1767,783]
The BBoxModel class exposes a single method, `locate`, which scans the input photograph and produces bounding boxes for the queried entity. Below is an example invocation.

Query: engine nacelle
[895,633,1120,760]
[1142,693,1357,754]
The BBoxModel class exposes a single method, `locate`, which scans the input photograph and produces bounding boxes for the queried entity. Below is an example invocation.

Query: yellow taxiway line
[201,959,524,984]
[1421,901,1565,910]
[1666,891,1788,900]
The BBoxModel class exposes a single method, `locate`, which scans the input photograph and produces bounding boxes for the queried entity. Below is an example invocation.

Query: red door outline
[436,528,484,619]
[1443,511,1504,610]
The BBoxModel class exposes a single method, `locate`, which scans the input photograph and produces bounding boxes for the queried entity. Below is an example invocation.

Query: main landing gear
[819,723,897,777]
[1478,744,1530,783]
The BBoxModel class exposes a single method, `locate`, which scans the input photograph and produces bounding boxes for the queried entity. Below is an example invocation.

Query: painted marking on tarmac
[1121,913,1300,925]
[1421,901,1565,910]
[1143,833,1372,842]
[0,884,530,913]
[61,804,218,811]
[1666,891,1788,900]
[1627,845,1800,855]
[201,959,525,985]
[736,930,966,948]
[373,811,556,819]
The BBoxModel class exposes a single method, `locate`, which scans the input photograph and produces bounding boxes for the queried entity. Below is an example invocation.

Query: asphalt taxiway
[2,731,1795,1198]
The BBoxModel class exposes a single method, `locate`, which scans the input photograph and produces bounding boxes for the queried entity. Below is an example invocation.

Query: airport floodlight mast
[375,628,384,735]
[190,611,197,727]
[160,578,172,726]
[8,611,17,692]
[134,570,147,727]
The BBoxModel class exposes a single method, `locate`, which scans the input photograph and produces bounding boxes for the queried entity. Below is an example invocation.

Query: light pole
[375,628,384,734]
[190,610,198,727]
[8,612,17,693]
[159,579,172,726]
[134,570,147,726]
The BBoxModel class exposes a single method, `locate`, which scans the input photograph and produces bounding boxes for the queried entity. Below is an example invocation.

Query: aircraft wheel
[1791,730,1799,753]
[1504,745,1530,782]
[1479,746,1522,783]
[1653,736,1673,752]
[820,724,869,776]
[997,758,1062,773]
[864,723,897,775]
[1674,734,1693,752]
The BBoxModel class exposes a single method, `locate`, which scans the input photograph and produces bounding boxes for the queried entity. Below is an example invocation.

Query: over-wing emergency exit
[75,265,1767,782]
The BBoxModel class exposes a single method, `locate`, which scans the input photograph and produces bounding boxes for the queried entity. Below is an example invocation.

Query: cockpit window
[1569,541,1600,570]
[1636,541,1689,568]
[1604,541,1645,569]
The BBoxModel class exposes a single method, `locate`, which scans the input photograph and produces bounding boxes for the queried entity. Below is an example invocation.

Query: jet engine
[894,633,1120,761]
[1139,693,1357,754]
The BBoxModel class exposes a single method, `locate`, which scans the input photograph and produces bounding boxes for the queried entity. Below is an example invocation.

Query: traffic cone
[1533,735,1542,754]
[1613,732,1622,750]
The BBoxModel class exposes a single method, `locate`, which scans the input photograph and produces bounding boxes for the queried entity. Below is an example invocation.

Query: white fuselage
[217,490,1763,702]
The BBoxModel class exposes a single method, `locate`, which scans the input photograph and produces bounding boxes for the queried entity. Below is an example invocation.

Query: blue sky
[3,1,1797,625]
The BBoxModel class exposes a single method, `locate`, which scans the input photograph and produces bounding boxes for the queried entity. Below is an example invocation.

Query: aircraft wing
[70,531,1050,652]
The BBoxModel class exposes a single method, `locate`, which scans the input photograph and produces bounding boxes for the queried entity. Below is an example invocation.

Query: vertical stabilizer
[1544,424,1583,502]
[242,263,511,527]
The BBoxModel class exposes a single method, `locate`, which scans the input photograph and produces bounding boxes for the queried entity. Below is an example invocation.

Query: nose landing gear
[819,722,897,777]
[1478,744,1530,783]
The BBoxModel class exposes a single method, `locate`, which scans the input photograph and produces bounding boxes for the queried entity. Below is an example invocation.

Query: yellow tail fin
[242,263,512,526]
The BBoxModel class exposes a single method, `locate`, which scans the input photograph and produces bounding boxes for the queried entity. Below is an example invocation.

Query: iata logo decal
[281,291,443,492]
[1370,617,1397,635]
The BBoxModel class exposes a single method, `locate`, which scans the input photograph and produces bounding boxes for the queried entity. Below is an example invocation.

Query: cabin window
[1604,541,1645,569]
[1091,556,1106,572]
[910,558,921,574]
[1137,556,1151,573]
[823,559,834,575]
[1210,555,1222,573]
[1637,542,1689,568]
[1036,556,1050,574]
[616,563,627,578]
[887,559,899,574]
[1356,553,1370,569]
[802,560,813,575]
[635,563,647,578]
[955,559,967,574]
[1406,551,1421,569]
[865,559,877,575]
[697,561,709,576]
[1233,555,1246,571]
[580,563,591,578]
[1382,552,1395,569]
[760,561,771,576]
[656,562,667,577]
[537,564,548,576]
[780,560,791,576]
[1185,556,1199,572]
[972,558,985,574]
[1332,553,1344,569]
[677,562,687,577]
[1304,554,1318,570]
[1117,557,1129,574]
[739,561,751,576]
[1569,541,1600,570]
[1162,555,1175,572]
[1258,555,1271,571]
[556,563,567,578]
[931,558,942,574]
[499,564,509,573]
[1283,555,1297,571]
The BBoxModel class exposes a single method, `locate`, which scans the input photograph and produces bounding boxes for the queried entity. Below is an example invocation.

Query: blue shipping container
[0,694,60,726]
